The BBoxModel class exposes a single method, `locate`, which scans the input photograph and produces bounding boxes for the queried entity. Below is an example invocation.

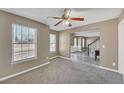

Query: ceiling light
[63,20,69,25]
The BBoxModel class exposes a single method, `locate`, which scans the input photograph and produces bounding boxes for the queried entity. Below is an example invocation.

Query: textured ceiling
[0,8,123,31]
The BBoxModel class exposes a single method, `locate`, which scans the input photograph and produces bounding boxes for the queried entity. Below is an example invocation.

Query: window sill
[11,57,37,65]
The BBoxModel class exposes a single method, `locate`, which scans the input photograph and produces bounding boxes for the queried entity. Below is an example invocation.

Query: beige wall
[59,18,118,70]
[0,10,58,78]
[49,30,59,58]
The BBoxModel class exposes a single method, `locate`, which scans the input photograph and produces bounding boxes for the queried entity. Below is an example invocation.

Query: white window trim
[49,34,56,53]
[11,57,38,65]
[11,24,38,65]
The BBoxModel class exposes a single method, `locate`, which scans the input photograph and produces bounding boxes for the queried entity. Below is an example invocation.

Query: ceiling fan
[47,8,84,27]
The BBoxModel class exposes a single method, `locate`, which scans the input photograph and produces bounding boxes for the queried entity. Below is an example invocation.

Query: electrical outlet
[102,45,105,48]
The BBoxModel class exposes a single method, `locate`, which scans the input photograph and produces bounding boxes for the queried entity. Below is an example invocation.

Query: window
[12,24,37,63]
[50,34,56,52]
[74,37,77,48]
[78,37,81,50]
[82,38,85,48]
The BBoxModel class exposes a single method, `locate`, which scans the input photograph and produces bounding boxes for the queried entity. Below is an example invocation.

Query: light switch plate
[102,45,105,48]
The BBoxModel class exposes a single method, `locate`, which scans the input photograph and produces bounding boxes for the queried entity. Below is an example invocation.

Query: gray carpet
[0,58,123,84]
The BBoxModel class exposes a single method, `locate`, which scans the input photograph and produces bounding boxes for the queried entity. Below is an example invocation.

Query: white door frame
[118,19,124,82]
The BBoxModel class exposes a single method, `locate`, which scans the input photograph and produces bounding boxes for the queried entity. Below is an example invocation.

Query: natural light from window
[50,34,56,52]
[82,38,85,48]
[78,37,81,50]
[12,24,37,63]
[74,37,77,48]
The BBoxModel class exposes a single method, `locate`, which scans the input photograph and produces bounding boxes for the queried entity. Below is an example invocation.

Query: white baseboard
[49,56,71,61]
[58,56,119,73]
[49,56,59,60]
[97,65,119,73]
[0,62,50,82]
[53,55,123,83]
[58,56,71,60]
[0,55,121,82]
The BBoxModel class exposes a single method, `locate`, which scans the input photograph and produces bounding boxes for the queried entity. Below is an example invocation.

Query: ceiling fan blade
[64,8,71,17]
[47,17,62,19]
[54,20,63,26]
[70,18,84,21]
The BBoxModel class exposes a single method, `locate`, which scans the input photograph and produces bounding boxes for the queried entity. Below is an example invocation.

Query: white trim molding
[0,55,121,82]
[58,56,119,73]
[53,56,123,82]
[97,66,119,73]
[118,19,124,83]
[49,56,58,60]
[0,62,50,82]
[11,57,38,65]
[49,56,72,61]
[58,56,71,60]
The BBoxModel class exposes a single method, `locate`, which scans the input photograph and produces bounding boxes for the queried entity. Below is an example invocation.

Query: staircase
[88,37,100,59]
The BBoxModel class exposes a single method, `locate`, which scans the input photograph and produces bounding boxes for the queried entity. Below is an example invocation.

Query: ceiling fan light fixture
[48,8,84,27]
[63,20,69,25]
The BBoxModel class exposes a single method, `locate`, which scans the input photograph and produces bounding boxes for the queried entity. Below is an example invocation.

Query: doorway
[70,31,100,66]
[118,19,124,82]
